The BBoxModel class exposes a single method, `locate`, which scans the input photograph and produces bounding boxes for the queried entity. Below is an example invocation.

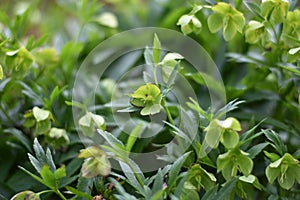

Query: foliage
[0,0,300,199]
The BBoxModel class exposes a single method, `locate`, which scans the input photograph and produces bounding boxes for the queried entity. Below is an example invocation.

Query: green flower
[245,20,266,44]
[185,164,216,191]
[207,2,245,41]
[45,128,69,148]
[217,148,253,180]
[130,83,162,115]
[283,10,300,47]
[11,191,40,200]
[205,117,241,149]
[23,107,53,135]
[261,0,289,24]
[266,153,300,190]
[177,14,202,35]
[78,146,111,178]
[79,112,106,137]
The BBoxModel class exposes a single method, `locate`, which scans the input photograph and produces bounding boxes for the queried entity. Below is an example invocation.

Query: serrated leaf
[40,165,56,189]
[45,148,56,172]
[54,165,66,179]
[28,153,43,173]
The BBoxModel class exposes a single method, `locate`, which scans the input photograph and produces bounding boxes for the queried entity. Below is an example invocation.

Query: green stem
[37,190,53,196]
[153,65,158,85]
[161,99,174,125]
[161,99,186,151]
[55,189,67,200]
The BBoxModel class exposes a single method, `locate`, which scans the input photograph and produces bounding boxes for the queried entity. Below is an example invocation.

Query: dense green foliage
[0,0,300,199]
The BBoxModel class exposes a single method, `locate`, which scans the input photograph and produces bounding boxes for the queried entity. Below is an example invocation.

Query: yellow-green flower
[130,83,162,115]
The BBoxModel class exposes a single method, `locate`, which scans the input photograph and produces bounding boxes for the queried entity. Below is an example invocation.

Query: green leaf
[202,178,238,200]
[247,143,268,159]
[153,33,161,64]
[0,64,3,80]
[152,169,163,194]
[29,138,56,173]
[4,128,32,153]
[165,61,181,87]
[54,165,66,179]
[33,48,58,67]
[263,129,287,155]
[264,151,281,162]
[168,152,191,188]
[40,165,56,189]
[126,123,143,152]
[144,46,153,65]
[180,188,200,200]
[19,166,49,188]
[288,47,300,55]
[65,186,93,200]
